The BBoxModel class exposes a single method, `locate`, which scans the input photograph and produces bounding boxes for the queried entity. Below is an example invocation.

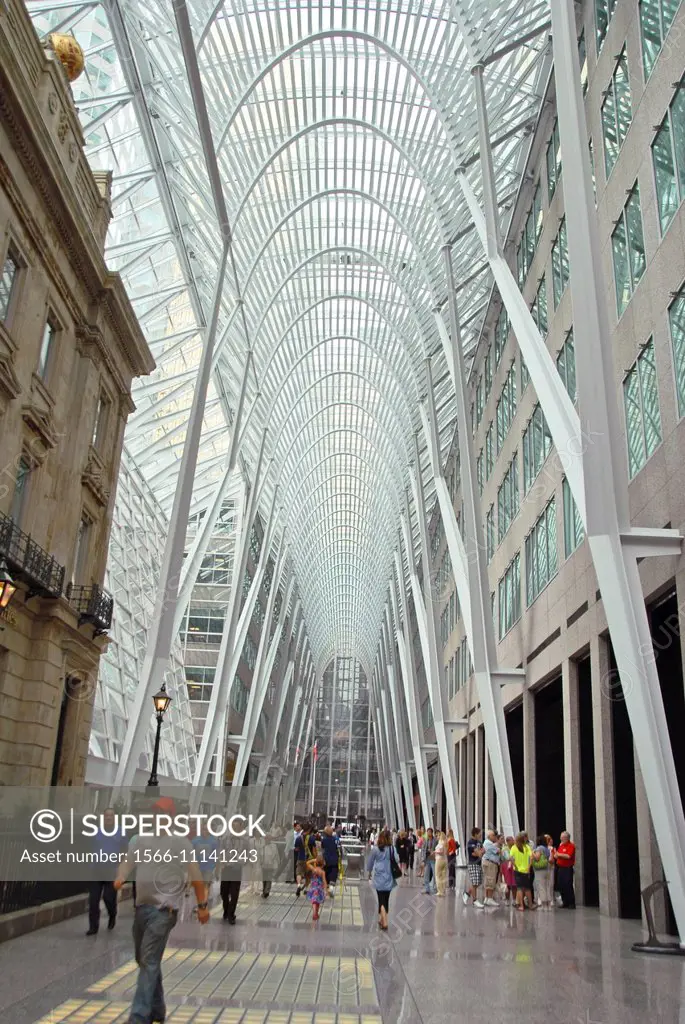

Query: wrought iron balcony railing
[66,583,113,632]
[0,509,65,598]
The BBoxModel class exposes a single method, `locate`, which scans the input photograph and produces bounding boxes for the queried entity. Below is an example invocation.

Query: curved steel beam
[265,341,418,431]
[258,294,422,405]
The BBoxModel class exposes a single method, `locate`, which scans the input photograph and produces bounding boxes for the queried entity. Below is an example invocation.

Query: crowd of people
[83,805,577,1022]
[361,824,577,928]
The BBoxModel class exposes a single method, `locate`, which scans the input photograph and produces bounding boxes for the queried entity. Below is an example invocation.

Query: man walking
[114,797,209,1024]
[86,806,125,935]
[463,827,485,908]
[556,830,576,909]
[320,824,340,898]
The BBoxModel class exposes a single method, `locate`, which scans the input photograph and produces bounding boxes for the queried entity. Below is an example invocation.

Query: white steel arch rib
[27,0,551,795]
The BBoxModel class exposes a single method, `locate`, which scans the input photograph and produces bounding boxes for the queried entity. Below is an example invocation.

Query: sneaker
[484,898,498,908]
[86,928,98,936]
[295,886,302,897]
[462,892,470,906]
[473,900,485,909]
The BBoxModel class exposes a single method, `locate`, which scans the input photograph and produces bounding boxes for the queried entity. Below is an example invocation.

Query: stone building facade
[427,0,685,930]
[0,0,153,786]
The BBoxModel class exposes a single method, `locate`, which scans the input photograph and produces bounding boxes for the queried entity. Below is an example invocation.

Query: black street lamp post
[147,683,172,788]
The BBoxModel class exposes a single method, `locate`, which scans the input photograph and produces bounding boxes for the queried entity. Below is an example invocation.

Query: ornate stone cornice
[0,0,154,384]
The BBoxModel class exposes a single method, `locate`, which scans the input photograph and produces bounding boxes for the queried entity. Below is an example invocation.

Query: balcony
[0,509,65,598]
[67,583,113,633]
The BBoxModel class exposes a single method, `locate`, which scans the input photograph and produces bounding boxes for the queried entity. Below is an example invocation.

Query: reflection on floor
[210,884,364,927]
[5,873,685,1024]
[35,1002,382,1023]
[85,949,376,1007]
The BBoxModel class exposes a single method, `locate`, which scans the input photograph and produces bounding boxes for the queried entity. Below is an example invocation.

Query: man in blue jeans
[423,828,437,894]
[114,798,209,1023]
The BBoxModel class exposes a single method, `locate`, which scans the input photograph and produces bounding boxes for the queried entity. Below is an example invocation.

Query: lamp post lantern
[147,683,172,788]
[0,559,17,611]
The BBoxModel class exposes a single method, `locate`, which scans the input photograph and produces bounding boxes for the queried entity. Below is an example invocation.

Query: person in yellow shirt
[510,833,535,912]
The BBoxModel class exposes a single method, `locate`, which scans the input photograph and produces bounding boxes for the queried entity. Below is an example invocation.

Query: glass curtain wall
[94,456,196,780]
[298,657,382,823]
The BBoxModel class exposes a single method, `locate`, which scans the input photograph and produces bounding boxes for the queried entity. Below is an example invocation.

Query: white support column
[232,584,298,794]
[290,660,315,772]
[115,246,230,787]
[344,665,355,819]
[256,659,295,786]
[383,608,416,830]
[548,0,685,942]
[283,683,303,769]
[379,679,404,828]
[190,445,273,792]
[392,553,433,828]
[370,705,392,826]
[404,469,464,853]
[173,355,255,635]
[370,679,394,826]
[421,342,521,836]
[232,552,293,785]
[326,657,338,820]
[363,697,372,819]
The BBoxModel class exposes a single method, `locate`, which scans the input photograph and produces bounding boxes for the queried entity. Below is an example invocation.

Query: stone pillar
[590,631,620,916]
[484,747,495,832]
[474,724,482,830]
[523,688,536,838]
[562,657,584,903]
[466,728,475,833]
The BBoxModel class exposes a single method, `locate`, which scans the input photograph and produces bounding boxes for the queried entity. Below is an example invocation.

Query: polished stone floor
[2,875,685,1024]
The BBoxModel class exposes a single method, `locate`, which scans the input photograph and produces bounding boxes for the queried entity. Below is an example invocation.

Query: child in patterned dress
[306,854,326,921]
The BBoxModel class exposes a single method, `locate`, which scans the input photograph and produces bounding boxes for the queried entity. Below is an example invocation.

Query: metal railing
[0,509,65,598]
[66,583,114,631]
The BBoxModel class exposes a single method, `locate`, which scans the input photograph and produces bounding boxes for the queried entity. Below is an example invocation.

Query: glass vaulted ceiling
[29,0,550,675]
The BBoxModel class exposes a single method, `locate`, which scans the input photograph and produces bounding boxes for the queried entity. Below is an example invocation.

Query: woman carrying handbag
[366,829,401,929]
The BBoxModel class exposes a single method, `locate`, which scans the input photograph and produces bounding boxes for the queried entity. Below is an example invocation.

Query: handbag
[389,848,403,880]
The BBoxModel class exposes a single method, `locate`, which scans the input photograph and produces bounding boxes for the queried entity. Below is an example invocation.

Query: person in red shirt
[447,829,459,890]
[556,831,576,909]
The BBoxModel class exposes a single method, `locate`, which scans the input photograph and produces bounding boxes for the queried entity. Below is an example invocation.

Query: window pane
[669,292,685,417]
[672,88,685,202]
[640,0,662,77]
[612,217,630,316]
[624,368,646,476]
[653,120,679,232]
[626,188,646,288]
[0,251,19,322]
[537,277,548,334]
[602,87,618,177]
[37,318,56,379]
[615,53,632,149]
[638,340,662,457]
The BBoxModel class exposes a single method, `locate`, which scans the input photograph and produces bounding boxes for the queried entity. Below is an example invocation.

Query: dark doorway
[577,656,599,906]
[50,675,80,786]
[534,677,565,844]
[506,703,524,829]
[648,589,685,936]
[609,644,641,919]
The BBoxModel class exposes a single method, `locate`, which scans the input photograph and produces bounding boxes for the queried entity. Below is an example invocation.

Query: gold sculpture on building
[45,32,85,82]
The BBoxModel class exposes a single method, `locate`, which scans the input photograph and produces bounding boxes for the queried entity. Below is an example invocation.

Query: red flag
[313,739,318,762]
